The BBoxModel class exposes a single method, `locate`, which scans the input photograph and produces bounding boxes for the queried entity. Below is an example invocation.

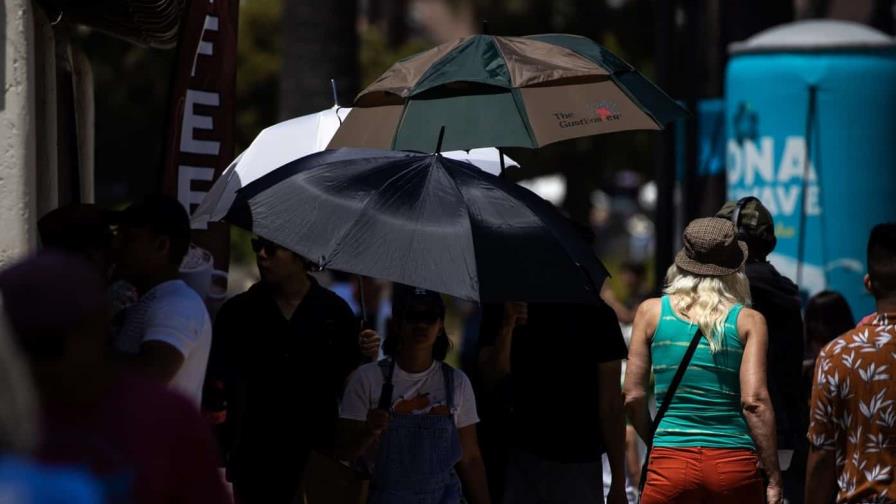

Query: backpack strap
[440,361,456,411]
[377,359,396,411]
[638,328,704,494]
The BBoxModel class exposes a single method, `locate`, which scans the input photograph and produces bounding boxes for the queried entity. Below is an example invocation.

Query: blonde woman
[623,218,782,504]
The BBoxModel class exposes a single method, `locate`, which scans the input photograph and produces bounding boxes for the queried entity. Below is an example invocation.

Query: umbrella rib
[445,165,604,299]
[492,42,538,147]
[432,159,481,298]
[609,73,665,128]
[509,88,539,148]
[323,161,422,270]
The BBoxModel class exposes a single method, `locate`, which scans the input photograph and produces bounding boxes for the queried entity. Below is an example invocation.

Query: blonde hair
[664,265,751,353]
[0,297,39,454]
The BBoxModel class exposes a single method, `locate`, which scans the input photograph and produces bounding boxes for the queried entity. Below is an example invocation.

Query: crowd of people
[0,192,894,504]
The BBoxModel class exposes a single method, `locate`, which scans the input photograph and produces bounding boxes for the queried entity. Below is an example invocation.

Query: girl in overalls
[338,286,491,504]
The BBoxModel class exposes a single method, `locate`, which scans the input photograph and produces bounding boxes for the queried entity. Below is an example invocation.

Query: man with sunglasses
[207,236,380,504]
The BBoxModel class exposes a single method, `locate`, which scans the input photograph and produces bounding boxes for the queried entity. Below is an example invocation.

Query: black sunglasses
[402,309,441,325]
[251,238,281,256]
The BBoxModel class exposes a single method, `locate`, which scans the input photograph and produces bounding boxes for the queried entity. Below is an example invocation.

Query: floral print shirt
[809,313,896,503]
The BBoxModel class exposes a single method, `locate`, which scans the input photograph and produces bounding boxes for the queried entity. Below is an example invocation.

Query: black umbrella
[225,148,607,304]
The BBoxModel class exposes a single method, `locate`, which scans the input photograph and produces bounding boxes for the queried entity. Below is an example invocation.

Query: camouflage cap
[716,197,776,260]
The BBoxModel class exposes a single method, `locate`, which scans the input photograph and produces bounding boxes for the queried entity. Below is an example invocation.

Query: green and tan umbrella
[329,33,687,153]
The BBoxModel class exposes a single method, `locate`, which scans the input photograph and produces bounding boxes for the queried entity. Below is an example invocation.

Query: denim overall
[368,359,463,504]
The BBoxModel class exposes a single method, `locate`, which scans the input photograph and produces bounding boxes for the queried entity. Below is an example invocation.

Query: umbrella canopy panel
[329,33,687,152]
[192,106,517,229]
[226,148,607,304]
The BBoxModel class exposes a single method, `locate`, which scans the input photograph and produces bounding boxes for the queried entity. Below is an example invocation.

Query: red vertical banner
[163,0,238,276]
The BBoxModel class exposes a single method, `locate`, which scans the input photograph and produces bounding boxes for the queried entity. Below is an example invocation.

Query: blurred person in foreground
[0,293,103,504]
[716,197,806,501]
[113,196,212,407]
[806,223,896,503]
[338,286,490,504]
[207,236,379,503]
[624,217,782,504]
[478,222,629,504]
[0,251,230,504]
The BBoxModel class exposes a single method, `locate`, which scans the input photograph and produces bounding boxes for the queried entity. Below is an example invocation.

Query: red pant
[640,447,764,504]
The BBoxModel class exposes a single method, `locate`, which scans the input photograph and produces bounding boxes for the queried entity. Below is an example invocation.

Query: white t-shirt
[340,360,479,429]
[115,280,212,407]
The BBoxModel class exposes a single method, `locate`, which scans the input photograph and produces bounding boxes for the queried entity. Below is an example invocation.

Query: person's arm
[335,411,389,461]
[136,340,185,383]
[805,447,837,503]
[623,299,660,443]
[134,298,203,384]
[207,299,239,461]
[624,425,643,488]
[456,425,491,504]
[805,343,841,504]
[336,367,386,461]
[738,308,783,503]
[599,359,627,503]
[478,302,525,389]
[359,328,381,361]
[601,284,635,324]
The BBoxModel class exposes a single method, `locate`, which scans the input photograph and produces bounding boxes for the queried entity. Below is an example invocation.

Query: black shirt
[746,261,807,451]
[480,301,627,462]
[206,277,361,480]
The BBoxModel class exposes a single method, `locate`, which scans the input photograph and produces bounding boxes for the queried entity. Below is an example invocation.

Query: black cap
[118,196,191,264]
[392,283,445,319]
[38,204,114,252]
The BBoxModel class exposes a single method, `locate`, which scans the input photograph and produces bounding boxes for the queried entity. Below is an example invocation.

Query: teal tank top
[651,296,754,449]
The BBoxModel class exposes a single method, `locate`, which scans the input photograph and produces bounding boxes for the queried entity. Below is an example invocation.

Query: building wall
[0,0,38,266]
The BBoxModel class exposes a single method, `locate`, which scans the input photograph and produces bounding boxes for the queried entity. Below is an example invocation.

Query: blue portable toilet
[725,20,896,316]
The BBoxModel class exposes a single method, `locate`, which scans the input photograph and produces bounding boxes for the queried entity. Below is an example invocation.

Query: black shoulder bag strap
[377,359,396,411]
[638,328,704,495]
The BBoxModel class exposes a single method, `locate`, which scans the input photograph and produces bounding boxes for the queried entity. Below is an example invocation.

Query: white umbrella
[191,106,518,229]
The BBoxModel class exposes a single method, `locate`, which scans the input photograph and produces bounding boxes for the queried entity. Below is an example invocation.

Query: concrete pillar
[72,45,94,203]
[0,0,38,265]
[33,7,56,218]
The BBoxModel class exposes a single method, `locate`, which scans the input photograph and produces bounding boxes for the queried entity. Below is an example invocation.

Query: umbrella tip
[435,126,445,154]
[330,78,339,107]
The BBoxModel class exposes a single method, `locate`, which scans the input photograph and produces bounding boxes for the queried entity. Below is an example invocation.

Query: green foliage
[235,0,283,151]
[230,225,257,266]
[230,0,284,268]
[359,27,430,88]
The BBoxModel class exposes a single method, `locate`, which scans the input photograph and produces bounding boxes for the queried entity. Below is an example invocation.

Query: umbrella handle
[357,274,369,326]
